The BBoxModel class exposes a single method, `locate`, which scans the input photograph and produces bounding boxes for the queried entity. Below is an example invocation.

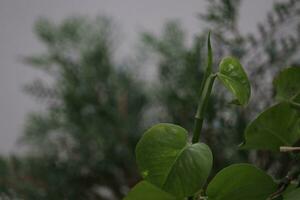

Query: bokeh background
[0,0,299,199]
[0,0,273,154]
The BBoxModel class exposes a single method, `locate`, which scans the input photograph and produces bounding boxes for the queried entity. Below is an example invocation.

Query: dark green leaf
[273,67,300,101]
[217,57,251,105]
[207,163,277,200]
[124,181,180,200]
[241,102,300,151]
[283,188,300,200]
[282,183,299,196]
[136,123,213,198]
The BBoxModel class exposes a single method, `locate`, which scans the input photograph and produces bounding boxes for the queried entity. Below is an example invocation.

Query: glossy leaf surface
[217,57,250,105]
[124,181,179,200]
[136,123,213,198]
[273,67,300,101]
[207,164,277,200]
[241,102,300,151]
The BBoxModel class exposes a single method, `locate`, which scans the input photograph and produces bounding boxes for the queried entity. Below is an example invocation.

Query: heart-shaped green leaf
[136,123,213,198]
[241,102,300,151]
[217,57,251,106]
[207,163,277,200]
[124,181,180,200]
[273,67,300,101]
[283,188,300,200]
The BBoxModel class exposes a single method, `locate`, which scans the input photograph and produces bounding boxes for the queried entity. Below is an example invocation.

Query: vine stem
[289,101,300,110]
[192,74,216,144]
[280,146,300,152]
[189,32,213,200]
[269,167,300,199]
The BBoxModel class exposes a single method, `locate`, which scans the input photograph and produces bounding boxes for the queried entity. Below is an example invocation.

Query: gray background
[0,0,274,153]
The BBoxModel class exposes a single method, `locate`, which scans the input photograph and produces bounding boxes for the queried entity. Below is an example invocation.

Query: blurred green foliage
[0,16,147,199]
[0,0,300,199]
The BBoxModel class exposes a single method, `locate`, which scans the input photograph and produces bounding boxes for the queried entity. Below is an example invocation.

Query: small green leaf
[273,67,300,101]
[241,102,300,151]
[217,57,251,105]
[136,123,213,198]
[283,188,300,200]
[124,181,180,200]
[207,163,277,200]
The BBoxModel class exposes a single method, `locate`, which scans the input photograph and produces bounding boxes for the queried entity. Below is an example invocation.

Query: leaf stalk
[192,32,215,144]
[192,74,216,143]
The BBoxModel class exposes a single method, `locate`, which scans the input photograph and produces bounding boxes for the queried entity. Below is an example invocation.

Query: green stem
[192,74,216,143]
[289,101,300,110]
[189,32,213,200]
[270,167,300,199]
